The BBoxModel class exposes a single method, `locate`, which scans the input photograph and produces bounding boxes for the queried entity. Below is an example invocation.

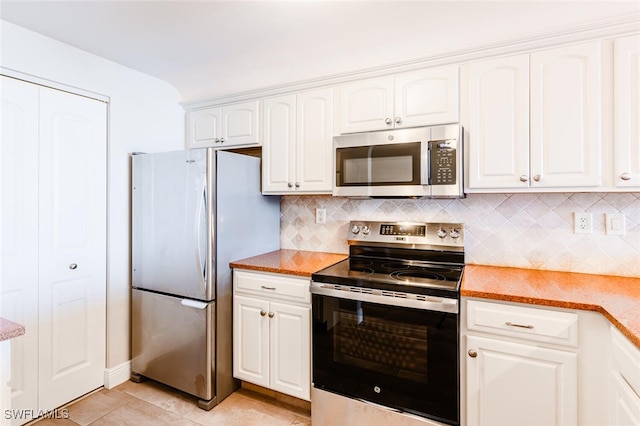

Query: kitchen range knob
[361,225,370,235]
[449,229,460,239]
[437,229,447,239]
[395,117,402,124]
[621,173,632,181]
[351,225,361,235]
[519,175,529,182]
[69,263,78,270]
[385,118,393,125]
[268,312,275,318]
[468,349,478,358]
[533,174,541,182]
[260,310,267,317]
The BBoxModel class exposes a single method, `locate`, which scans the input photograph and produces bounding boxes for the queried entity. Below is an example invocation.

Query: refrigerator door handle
[196,176,207,291]
[180,299,209,310]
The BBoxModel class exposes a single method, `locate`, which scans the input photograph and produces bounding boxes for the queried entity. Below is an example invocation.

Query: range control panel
[348,221,464,248]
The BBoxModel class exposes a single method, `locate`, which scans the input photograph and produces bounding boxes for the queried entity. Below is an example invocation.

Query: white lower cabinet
[611,326,640,425]
[232,270,311,401]
[462,298,613,426]
[466,335,578,426]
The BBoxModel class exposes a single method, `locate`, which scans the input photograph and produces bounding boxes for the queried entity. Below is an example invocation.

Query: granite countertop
[462,264,640,349]
[0,317,25,342]
[230,249,640,349]
[230,249,347,277]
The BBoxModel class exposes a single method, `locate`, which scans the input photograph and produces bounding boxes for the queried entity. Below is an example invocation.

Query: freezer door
[131,289,215,400]
[132,149,211,299]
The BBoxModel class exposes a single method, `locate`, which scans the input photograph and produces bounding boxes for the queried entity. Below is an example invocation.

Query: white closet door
[0,76,40,421]
[37,87,107,412]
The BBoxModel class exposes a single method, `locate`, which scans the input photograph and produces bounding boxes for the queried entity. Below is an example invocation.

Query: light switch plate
[605,213,625,236]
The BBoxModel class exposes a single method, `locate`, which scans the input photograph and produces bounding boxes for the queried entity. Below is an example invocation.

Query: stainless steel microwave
[333,124,464,198]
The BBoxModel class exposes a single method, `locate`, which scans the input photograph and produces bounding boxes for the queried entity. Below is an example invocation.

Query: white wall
[0,21,185,369]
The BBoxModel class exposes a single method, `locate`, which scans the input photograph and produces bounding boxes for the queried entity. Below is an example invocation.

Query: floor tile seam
[85,398,138,425]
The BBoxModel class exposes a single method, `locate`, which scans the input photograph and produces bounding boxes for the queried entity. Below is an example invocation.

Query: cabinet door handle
[519,175,529,182]
[384,117,392,125]
[533,175,541,182]
[69,263,78,270]
[505,321,535,329]
[468,349,477,358]
[260,310,267,316]
[395,116,402,124]
[261,285,276,290]
[621,173,632,181]
[268,312,275,318]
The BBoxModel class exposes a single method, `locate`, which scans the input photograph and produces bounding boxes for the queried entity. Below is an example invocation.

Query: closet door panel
[37,87,107,412]
[0,76,40,420]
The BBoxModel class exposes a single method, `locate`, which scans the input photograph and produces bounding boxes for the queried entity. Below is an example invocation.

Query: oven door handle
[310,282,458,314]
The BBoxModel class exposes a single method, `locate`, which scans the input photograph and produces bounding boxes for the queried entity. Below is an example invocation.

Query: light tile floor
[30,380,311,426]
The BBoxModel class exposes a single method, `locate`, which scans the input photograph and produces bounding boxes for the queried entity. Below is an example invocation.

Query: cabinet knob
[295,182,300,188]
[260,310,267,317]
[287,182,293,188]
[395,116,402,124]
[268,312,275,318]
[219,137,225,144]
[468,349,478,358]
[621,173,632,181]
[385,118,393,125]
[533,174,541,182]
[69,263,78,270]
[519,175,529,182]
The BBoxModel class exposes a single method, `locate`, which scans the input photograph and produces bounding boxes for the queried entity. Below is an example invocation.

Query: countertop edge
[0,317,26,342]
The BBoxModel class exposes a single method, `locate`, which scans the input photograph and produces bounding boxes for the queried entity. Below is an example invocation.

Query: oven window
[312,294,459,425]
[336,142,421,187]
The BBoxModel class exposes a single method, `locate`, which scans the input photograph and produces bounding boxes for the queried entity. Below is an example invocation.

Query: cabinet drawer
[612,325,640,398]
[466,300,579,347]
[234,270,310,304]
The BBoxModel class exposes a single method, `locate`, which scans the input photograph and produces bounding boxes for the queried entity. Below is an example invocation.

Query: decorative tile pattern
[280,193,640,277]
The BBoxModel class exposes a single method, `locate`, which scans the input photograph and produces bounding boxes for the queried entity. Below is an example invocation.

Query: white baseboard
[103,360,131,389]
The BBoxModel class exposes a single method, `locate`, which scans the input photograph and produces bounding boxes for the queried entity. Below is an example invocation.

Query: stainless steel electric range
[311,221,464,426]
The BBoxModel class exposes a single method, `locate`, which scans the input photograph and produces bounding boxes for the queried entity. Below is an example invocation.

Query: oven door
[311,288,459,425]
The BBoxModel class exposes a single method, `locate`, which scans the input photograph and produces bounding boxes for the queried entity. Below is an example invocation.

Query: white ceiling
[1,1,639,103]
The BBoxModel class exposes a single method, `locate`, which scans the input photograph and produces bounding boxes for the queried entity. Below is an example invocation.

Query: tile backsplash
[280,193,640,278]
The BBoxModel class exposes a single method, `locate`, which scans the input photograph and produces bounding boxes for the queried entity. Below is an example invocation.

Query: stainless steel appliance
[333,124,464,198]
[311,221,464,425]
[130,148,280,410]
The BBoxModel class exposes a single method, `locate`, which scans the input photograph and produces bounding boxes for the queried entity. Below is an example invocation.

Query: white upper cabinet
[187,100,260,149]
[466,54,530,189]
[614,34,640,189]
[338,66,459,133]
[530,42,603,188]
[262,88,334,194]
[465,41,604,191]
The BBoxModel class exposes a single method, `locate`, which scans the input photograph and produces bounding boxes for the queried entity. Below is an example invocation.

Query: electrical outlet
[573,212,592,234]
[315,208,326,224]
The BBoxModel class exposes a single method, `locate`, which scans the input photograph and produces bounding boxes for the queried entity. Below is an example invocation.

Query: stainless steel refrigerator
[130,148,280,409]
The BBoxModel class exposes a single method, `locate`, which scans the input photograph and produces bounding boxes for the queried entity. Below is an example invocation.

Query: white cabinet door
[187,101,260,149]
[530,41,603,188]
[270,302,310,401]
[1,76,40,420]
[296,88,333,193]
[188,107,221,149]
[466,335,578,426]
[339,76,394,133]
[222,100,260,148]
[614,34,640,189]
[612,372,640,426]
[466,55,530,189]
[233,295,270,388]
[262,90,333,194]
[262,94,296,192]
[37,86,107,412]
[395,66,459,128]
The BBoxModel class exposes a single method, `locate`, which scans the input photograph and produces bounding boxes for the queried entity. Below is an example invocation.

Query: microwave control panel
[429,141,457,185]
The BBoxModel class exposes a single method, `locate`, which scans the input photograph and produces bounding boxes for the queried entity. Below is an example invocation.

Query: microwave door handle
[422,141,431,185]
